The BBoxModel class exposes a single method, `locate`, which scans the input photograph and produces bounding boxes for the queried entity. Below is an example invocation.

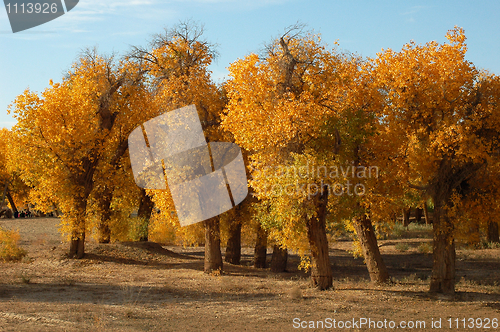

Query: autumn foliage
[4,23,500,294]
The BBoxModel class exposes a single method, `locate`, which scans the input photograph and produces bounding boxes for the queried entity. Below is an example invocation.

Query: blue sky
[1,0,499,128]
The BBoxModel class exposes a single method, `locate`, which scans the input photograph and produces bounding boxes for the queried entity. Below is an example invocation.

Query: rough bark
[487,220,500,243]
[402,207,411,227]
[423,202,430,225]
[69,198,88,259]
[415,207,423,224]
[204,216,223,273]
[0,182,7,207]
[6,191,18,214]
[97,139,129,243]
[429,202,456,294]
[225,220,242,265]
[69,155,98,259]
[4,209,12,218]
[68,213,87,259]
[254,223,268,268]
[137,188,154,242]
[270,244,288,272]
[305,185,333,290]
[69,230,85,259]
[427,160,481,294]
[51,203,60,217]
[97,187,112,243]
[353,214,389,284]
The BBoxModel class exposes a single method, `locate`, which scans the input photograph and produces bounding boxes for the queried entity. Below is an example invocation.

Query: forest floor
[0,217,499,331]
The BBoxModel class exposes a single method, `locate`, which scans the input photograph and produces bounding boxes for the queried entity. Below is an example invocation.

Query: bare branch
[408,182,429,191]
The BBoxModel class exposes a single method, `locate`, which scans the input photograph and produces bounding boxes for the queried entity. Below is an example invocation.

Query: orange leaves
[8,49,154,245]
[222,30,375,260]
[366,27,500,246]
[369,27,485,171]
[222,37,353,154]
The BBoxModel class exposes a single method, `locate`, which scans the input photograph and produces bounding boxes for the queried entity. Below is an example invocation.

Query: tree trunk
[305,185,333,290]
[270,244,288,272]
[487,220,499,243]
[353,214,389,284]
[225,220,242,265]
[429,202,456,294]
[402,207,411,227]
[415,207,423,224]
[254,223,268,268]
[69,199,87,259]
[66,74,127,258]
[69,231,85,259]
[98,139,130,243]
[97,187,113,243]
[204,216,223,273]
[51,203,60,217]
[6,191,18,214]
[137,188,154,242]
[423,202,430,225]
[0,182,8,207]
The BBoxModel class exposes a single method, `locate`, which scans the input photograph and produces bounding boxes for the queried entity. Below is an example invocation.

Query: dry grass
[0,218,498,331]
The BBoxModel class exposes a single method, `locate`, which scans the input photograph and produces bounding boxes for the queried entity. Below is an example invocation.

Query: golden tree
[9,50,147,258]
[222,26,369,289]
[0,129,24,216]
[369,27,500,293]
[131,21,228,273]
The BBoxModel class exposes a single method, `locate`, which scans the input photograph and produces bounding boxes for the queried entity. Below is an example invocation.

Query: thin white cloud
[401,5,432,16]
[79,0,155,10]
[52,0,160,26]
[400,5,433,24]
[52,0,175,33]
[170,0,290,7]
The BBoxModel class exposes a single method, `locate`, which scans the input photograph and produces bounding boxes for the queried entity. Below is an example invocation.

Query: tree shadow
[0,282,279,306]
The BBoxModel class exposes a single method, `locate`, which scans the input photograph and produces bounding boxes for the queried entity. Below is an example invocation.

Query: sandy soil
[0,217,499,331]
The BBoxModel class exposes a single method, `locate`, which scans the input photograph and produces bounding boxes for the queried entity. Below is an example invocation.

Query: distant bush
[395,242,410,252]
[481,241,500,249]
[391,224,405,238]
[390,223,433,240]
[0,227,27,261]
[408,223,432,232]
[417,242,433,254]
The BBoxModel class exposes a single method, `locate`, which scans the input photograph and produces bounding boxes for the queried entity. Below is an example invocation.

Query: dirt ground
[0,217,498,331]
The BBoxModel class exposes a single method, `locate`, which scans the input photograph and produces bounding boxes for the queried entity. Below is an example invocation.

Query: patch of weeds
[19,272,31,284]
[391,224,405,238]
[21,255,33,264]
[390,223,432,239]
[417,242,433,254]
[125,311,135,319]
[395,243,410,252]
[0,227,27,262]
[210,268,222,277]
[288,285,303,301]
[91,309,111,330]
[60,277,77,286]
[399,273,421,284]
[417,273,429,281]
[483,241,500,249]
[121,284,148,307]
[457,277,476,287]
[407,223,432,232]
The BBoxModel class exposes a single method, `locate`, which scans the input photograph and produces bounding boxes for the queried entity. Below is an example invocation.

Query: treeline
[1,22,500,295]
